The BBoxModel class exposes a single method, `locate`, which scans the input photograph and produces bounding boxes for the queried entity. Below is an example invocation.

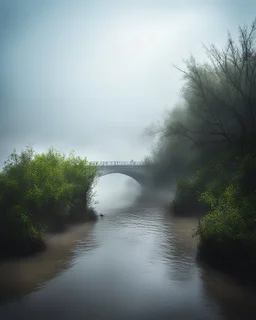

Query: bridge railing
[89,161,144,166]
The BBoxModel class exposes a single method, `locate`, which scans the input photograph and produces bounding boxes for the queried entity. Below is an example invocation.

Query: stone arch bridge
[89,161,151,186]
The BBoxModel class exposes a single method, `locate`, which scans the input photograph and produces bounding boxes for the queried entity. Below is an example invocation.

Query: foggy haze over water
[1,0,255,196]
[2,3,256,319]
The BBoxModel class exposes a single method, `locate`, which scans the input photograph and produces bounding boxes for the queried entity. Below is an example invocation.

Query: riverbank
[169,200,256,286]
[165,152,256,286]
[142,18,256,289]
[169,203,256,286]
[196,237,256,286]
[0,146,98,260]
[0,221,95,304]
[0,208,98,261]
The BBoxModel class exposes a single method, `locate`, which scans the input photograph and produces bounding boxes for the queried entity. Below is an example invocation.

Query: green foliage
[171,156,234,214]
[171,178,206,214]
[194,155,256,270]
[198,185,250,241]
[0,146,98,258]
[146,18,256,188]
[0,205,46,257]
[145,18,256,272]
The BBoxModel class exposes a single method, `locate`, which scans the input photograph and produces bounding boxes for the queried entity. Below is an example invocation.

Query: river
[0,202,256,320]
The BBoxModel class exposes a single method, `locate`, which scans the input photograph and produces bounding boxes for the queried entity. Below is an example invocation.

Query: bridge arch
[98,171,148,186]
[91,162,151,187]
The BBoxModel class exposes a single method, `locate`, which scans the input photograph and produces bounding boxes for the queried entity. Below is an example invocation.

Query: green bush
[0,146,98,258]
[198,185,255,242]
[171,153,256,272]
[171,154,241,215]
[0,205,45,257]
[195,155,256,271]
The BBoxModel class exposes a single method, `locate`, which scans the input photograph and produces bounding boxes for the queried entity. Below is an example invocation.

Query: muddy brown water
[0,204,256,320]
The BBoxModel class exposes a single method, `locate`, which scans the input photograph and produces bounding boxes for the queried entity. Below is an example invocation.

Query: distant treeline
[0,146,98,258]
[145,19,256,277]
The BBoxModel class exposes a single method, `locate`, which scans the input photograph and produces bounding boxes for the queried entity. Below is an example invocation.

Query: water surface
[0,203,256,320]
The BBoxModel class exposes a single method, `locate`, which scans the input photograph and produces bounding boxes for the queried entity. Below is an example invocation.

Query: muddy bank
[0,222,95,304]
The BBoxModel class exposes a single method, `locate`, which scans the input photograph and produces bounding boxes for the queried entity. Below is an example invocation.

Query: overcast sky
[0,0,255,163]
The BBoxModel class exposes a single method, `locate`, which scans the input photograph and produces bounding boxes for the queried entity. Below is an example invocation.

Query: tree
[168,19,256,153]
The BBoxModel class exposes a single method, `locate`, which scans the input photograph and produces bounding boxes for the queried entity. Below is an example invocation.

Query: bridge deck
[90,161,144,166]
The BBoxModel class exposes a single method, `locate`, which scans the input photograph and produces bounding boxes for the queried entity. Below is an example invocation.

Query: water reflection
[200,264,256,320]
[157,215,198,283]
[0,222,97,305]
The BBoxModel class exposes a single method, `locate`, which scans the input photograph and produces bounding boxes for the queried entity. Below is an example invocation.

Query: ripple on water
[0,205,256,320]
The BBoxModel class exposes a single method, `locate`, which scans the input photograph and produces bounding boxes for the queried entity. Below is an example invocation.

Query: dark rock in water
[99,214,104,217]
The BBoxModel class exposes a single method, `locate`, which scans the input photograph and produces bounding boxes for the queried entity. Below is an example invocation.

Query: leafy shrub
[195,155,256,271]
[0,146,97,258]
[0,205,45,257]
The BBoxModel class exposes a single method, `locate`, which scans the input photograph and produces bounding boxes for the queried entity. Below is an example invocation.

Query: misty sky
[1,0,256,163]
